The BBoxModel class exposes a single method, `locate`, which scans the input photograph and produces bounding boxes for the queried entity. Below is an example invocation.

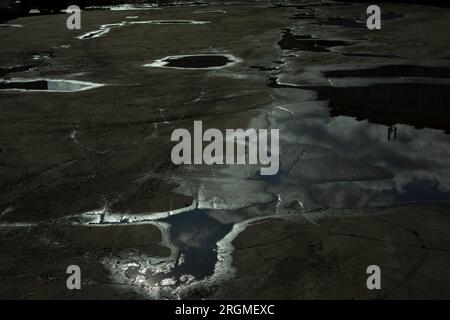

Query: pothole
[0,79,104,92]
[144,54,241,70]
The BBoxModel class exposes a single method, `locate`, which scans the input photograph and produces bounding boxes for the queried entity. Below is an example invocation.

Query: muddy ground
[1,1,450,299]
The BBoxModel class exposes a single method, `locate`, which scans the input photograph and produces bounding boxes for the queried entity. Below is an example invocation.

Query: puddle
[154,209,233,282]
[144,54,241,70]
[323,64,450,79]
[283,115,450,208]
[305,12,403,28]
[0,64,35,77]
[277,29,397,58]
[313,17,364,28]
[270,62,450,133]
[295,83,450,133]
[75,205,236,296]
[129,20,210,25]
[0,79,104,92]
[312,178,450,209]
[340,52,399,59]
[277,29,351,52]
[269,64,450,208]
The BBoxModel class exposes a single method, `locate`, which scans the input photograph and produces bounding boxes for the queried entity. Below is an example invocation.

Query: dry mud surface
[0,1,450,299]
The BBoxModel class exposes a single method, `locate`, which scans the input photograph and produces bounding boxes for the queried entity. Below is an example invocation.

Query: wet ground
[1,1,450,299]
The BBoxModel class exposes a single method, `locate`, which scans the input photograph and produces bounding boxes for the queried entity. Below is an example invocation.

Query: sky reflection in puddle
[286,115,450,208]
[156,209,232,282]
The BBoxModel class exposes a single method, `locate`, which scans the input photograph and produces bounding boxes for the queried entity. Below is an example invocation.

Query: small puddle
[277,29,351,52]
[145,54,240,70]
[0,79,104,92]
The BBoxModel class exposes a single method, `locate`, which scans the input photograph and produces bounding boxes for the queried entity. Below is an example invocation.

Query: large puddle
[288,115,450,208]
[301,83,450,133]
[0,79,104,92]
[269,62,450,208]
[145,54,241,70]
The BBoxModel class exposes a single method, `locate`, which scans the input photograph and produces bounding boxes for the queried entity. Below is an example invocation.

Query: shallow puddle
[277,29,351,52]
[0,79,104,92]
[301,83,450,133]
[270,62,450,207]
[323,64,450,79]
[0,65,35,77]
[286,115,450,208]
[304,12,403,28]
[145,54,240,70]
[156,209,233,282]
[129,20,209,25]
[108,4,161,11]
[270,62,450,133]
